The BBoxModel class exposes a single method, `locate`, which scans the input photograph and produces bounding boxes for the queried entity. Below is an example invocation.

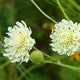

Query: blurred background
[0,0,80,80]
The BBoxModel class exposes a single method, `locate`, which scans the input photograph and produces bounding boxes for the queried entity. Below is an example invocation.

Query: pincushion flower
[50,19,80,56]
[4,20,35,63]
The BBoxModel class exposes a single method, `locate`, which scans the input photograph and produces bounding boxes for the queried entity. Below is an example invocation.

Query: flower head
[50,19,80,56]
[4,20,35,63]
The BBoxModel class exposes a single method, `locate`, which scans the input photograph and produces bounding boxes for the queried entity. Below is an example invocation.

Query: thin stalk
[18,63,46,80]
[20,64,33,80]
[69,0,80,11]
[18,65,37,80]
[33,47,80,72]
[30,0,57,24]
[0,60,10,70]
[15,64,29,80]
[44,60,80,72]
[56,0,70,21]
[44,0,59,8]
[61,0,80,17]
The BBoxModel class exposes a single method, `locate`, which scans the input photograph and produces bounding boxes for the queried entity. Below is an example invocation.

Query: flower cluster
[3,19,80,64]
[50,19,80,56]
[4,20,35,63]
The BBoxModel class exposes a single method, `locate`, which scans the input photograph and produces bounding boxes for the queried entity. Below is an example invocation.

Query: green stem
[15,64,29,80]
[0,60,10,70]
[18,65,37,80]
[18,63,46,80]
[30,0,57,24]
[61,0,80,17]
[56,0,70,21]
[44,60,80,73]
[33,47,80,72]
[69,0,80,11]
[20,64,33,80]
[44,0,59,9]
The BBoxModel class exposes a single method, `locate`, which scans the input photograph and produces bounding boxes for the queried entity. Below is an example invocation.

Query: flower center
[18,33,26,49]
[13,33,26,50]
[60,29,73,46]
[17,33,26,50]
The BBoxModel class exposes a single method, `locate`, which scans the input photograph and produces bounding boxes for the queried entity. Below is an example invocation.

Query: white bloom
[50,19,80,56]
[4,20,35,63]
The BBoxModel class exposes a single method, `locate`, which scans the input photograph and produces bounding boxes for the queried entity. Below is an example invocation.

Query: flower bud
[30,50,44,64]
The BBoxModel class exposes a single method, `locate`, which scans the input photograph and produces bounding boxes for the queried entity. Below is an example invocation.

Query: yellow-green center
[60,29,74,46]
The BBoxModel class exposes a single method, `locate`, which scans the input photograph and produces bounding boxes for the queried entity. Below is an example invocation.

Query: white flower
[4,20,35,63]
[50,19,80,56]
